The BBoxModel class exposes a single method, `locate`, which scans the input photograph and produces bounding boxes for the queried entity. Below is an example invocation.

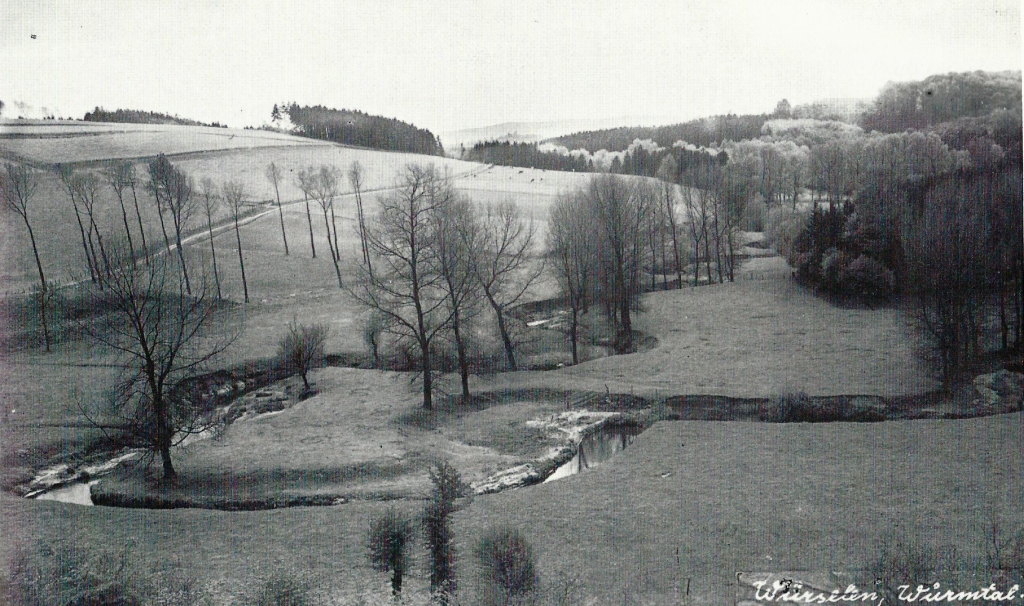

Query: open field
[1,125,1016,605]
[2,411,1021,604]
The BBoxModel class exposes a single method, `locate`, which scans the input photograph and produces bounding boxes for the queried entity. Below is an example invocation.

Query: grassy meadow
[1,121,1021,605]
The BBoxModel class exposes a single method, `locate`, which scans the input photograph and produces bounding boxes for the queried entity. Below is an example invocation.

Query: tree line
[463,140,593,172]
[280,103,444,156]
[82,106,228,128]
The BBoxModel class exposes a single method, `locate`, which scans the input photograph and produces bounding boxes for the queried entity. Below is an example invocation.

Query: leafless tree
[352,164,453,409]
[656,155,685,289]
[120,160,150,264]
[548,190,594,364]
[74,173,112,280]
[198,178,222,299]
[296,167,317,258]
[102,160,139,262]
[277,320,329,391]
[148,155,197,295]
[471,198,543,370]
[349,160,371,272]
[310,165,344,287]
[265,162,289,255]
[146,156,176,256]
[79,245,236,481]
[56,165,99,285]
[682,170,715,285]
[222,179,250,303]
[586,174,648,352]
[1,163,50,351]
[431,189,480,401]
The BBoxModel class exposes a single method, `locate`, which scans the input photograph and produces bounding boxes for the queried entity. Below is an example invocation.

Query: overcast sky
[2,0,1020,133]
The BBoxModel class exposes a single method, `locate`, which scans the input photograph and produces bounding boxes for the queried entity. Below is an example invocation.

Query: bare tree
[471,199,542,370]
[223,180,250,303]
[147,155,176,256]
[352,164,453,409]
[121,160,150,264]
[265,162,289,255]
[548,191,594,364]
[296,167,317,258]
[310,165,344,287]
[349,160,371,272]
[586,175,648,353]
[655,155,685,289]
[102,161,138,262]
[431,190,480,401]
[198,178,222,299]
[79,246,235,481]
[1,163,50,351]
[56,165,99,285]
[74,173,112,280]
[277,320,329,391]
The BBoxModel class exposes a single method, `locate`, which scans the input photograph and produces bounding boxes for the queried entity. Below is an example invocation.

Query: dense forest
[463,140,592,171]
[82,107,227,127]
[281,103,443,156]
[551,113,770,153]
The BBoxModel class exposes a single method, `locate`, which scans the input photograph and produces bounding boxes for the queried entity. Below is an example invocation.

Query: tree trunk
[25,223,50,351]
[305,195,316,258]
[129,182,150,265]
[273,182,289,255]
[420,338,433,410]
[322,208,343,287]
[452,309,470,402]
[85,223,105,288]
[330,204,341,262]
[174,225,192,296]
[570,305,579,365]
[618,296,633,353]
[234,216,249,303]
[69,191,98,284]
[206,213,222,299]
[392,563,403,596]
[488,292,517,371]
[114,192,137,262]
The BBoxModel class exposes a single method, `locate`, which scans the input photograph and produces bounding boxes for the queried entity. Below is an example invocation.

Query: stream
[543,423,643,483]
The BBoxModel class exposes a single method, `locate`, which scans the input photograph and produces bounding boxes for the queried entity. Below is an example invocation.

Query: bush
[425,461,469,600]
[277,320,329,391]
[7,539,146,606]
[840,255,895,303]
[367,507,416,596]
[250,574,312,606]
[741,197,769,231]
[859,536,967,604]
[475,527,539,605]
[765,207,807,262]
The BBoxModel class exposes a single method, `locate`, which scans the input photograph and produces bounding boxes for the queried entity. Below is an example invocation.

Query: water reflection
[543,423,642,483]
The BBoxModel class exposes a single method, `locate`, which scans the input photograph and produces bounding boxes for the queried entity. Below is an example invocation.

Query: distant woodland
[280,103,444,156]
[82,107,228,127]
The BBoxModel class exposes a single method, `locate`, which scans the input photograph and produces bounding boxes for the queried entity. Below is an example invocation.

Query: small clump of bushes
[759,393,888,423]
[789,203,898,306]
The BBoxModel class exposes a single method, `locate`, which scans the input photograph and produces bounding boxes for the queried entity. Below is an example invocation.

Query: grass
[2,412,1020,604]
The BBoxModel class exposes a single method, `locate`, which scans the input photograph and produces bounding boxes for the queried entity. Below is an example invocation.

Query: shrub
[741,197,769,231]
[859,536,966,604]
[367,507,416,596]
[7,539,146,606]
[424,461,469,601]
[765,207,808,261]
[475,526,539,605]
[250,574,312,606]
[277,320,329,391]
[840,255,895,304]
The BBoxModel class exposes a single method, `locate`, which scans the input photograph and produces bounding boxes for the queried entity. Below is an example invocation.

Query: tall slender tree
[548,191,595,364]
[311,165,344,287]
[265,162,289,255]
[103,160,138,262]
[223,180,250,303]
[296,168,317,258]
[198,178,222,299]
[1,163,50,351]
[349,160,371,271]
[56,165,98,285]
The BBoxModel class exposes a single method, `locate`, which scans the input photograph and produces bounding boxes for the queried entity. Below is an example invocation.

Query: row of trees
[352,165,541,409]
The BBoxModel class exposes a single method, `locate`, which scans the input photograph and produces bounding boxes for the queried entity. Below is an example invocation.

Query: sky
[1,0,1020,134]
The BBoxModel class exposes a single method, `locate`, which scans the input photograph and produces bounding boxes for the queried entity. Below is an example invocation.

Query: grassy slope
[3,412,1020,604]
